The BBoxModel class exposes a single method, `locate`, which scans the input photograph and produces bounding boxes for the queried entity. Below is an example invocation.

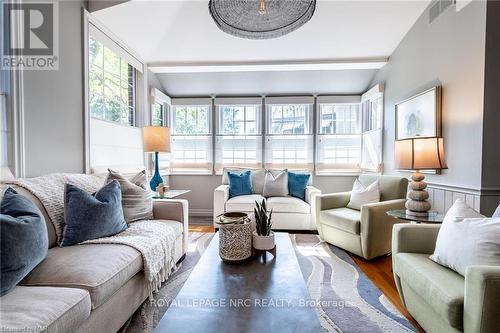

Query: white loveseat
[213,168,321,230]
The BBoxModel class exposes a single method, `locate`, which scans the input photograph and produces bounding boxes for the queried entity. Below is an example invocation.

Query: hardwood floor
[350,254,424,332]
[187,224,423,332]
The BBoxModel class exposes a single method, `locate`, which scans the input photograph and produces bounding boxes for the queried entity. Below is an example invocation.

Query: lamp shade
[143,126,170,153]
[395,137,447,170]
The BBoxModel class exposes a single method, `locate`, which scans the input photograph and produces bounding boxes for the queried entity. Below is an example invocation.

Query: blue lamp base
[150,151,164,191]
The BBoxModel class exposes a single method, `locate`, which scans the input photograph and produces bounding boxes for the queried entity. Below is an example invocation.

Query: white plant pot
[252,231,275,250]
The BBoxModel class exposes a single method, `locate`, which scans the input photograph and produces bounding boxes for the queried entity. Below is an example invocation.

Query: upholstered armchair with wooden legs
[315,175,408,260]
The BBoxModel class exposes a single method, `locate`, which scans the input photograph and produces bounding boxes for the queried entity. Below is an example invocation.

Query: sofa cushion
[228,170,253,198]
[106,169,154,223]
[1,188,49,296]
[61,180,127,246]
[266,196,310,214]
[320,208,361,235]
[21,243,142,309]
[0,286,91,333]
[226,194,265,212]
[394,253,464,330]
[222,168,266,194]
[263,169,288,198]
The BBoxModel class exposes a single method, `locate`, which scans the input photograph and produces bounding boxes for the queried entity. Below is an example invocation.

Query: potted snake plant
[253,199,275,250]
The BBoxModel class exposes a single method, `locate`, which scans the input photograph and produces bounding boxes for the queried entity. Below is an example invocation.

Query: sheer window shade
[265,102,313,170]
[215,99,263,173]
[360,94,383,172]
[170,100,212,174]
[316,90,383,174]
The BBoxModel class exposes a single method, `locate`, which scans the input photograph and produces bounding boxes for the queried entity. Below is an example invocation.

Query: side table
[152,190,190,200]
[386,209,444,224]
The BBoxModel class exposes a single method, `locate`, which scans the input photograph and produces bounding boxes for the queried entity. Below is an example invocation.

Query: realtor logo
[1,1,59,70]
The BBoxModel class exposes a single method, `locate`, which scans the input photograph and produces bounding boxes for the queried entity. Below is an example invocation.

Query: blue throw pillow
[228,170,253,198]
[61,180,127,246]
[1,187,48,296]
[288,172,311,200]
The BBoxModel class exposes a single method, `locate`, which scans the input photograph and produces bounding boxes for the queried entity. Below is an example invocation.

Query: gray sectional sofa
[0,185,188,333]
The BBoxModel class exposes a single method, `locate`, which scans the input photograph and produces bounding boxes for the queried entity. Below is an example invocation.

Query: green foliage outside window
[173,106,210,135]
[89,37,135,126]
[152,102,164,126]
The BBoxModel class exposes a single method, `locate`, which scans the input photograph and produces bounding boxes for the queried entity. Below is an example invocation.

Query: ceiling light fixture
[209,0,316,39]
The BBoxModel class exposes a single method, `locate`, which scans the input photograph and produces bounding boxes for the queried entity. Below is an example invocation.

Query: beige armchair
[316,175,408,260]
[392,224,500,333]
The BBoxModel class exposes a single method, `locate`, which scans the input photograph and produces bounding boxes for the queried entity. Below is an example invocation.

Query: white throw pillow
[262,169,288,198]
[430,199,500,276]
[347,179,380,210]
[493,204,500,217]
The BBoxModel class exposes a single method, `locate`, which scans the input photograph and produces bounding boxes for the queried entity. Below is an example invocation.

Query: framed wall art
[395,86,442,140]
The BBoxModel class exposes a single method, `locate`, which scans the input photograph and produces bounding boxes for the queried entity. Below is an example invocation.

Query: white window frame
[315,88,384,175]
[214,97,263,173]
[83,11,146,173]
[170,98,213,175]
[264,97,314,170]
[360,84,384,173]
[316,100,362,175]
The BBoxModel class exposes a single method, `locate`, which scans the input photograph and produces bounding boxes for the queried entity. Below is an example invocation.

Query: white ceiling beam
[148,58,388,74]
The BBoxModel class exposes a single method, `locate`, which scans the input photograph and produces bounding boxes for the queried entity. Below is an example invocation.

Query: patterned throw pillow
[61,180,127,246]
[106,169,153,223]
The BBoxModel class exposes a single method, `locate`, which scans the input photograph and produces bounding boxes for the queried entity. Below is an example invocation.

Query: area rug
[121,232,416,333]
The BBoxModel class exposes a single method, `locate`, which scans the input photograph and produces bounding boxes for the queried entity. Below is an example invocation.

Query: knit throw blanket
[5,173,177,295]
[83,220,177,294]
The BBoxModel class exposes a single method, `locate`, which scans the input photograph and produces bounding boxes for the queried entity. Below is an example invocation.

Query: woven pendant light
[209,0,316,39]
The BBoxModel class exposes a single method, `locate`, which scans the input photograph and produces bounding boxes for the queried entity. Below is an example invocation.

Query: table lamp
[394,137,447,216]
[143,126,170,191]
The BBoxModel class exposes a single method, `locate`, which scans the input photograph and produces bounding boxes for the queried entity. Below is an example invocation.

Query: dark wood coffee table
[155,232,322,333]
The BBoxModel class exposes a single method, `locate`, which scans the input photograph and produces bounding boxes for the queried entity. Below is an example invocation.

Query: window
[170,101,212,174]
[215,99,262,173]
[88,36,136,126]
[316,86,384,174]
[360,93,383,172]
[151,102,164,126]
[316,103,362,174]
[265,100,314,170]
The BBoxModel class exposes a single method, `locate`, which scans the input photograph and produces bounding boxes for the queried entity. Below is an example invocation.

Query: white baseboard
[189,209,213,217]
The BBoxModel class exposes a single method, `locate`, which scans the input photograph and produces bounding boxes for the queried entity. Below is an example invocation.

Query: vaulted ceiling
[93,0,430,96]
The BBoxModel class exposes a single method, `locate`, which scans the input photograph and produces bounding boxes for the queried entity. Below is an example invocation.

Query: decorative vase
[218,218,252,263]
[252,231,275,251]
[149,151,163,191]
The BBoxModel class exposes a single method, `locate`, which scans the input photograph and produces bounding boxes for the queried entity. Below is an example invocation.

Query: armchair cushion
[347,179,380,210]
[320,208,361,235]
[394,253,464,330]
[225,194,264,212]
[267,196,310,214]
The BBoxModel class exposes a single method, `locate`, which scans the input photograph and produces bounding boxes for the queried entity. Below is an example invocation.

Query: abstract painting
[395,87,441,140]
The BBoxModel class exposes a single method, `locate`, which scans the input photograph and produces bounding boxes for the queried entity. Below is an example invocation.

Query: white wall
[157,69,377,97]
[23,0,87,177]
[370,1,487,191]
